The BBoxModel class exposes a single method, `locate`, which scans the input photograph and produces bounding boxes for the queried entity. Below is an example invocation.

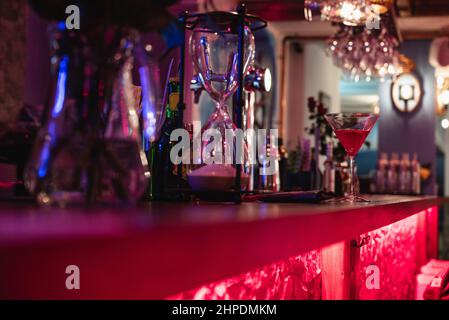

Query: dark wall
[378,40,436,195]
[0,0,26,123]
[24,5,50,108]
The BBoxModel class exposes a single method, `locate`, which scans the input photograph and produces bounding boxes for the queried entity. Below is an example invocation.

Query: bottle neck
[167,79,179,120]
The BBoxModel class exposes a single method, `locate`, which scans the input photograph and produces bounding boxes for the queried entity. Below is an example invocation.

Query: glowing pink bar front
[170,207,438,300]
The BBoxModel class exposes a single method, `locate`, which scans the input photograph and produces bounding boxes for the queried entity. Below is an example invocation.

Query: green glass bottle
[149,78,180,201]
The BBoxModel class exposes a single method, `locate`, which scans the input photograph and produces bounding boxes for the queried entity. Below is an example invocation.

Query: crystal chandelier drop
[305,0,392,26]
[326,24,401,82]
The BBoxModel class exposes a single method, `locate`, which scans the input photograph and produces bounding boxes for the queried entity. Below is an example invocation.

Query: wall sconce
[391,72,422,113]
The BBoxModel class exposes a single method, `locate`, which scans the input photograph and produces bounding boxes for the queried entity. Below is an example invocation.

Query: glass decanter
[24,25,157,205]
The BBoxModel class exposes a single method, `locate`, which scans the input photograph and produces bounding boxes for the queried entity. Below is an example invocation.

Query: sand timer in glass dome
[189,14,255,188]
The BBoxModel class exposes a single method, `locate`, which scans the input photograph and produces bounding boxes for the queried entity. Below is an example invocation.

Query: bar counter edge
[0,195,445,299]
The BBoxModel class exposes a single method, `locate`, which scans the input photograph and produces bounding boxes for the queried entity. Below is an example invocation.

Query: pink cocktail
[325,113,379,202]
[334,129,370,157]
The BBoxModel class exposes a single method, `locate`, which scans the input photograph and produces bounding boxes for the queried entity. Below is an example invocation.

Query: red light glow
[170,208,438,300]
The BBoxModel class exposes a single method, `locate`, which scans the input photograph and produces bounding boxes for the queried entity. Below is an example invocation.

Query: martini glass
[325,113,379,202]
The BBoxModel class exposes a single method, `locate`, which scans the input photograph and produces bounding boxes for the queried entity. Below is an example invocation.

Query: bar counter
[0,195,444,299]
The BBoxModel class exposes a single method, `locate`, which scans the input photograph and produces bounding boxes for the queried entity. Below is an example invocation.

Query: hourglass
[181,8,267,197]
[190,17,255,165]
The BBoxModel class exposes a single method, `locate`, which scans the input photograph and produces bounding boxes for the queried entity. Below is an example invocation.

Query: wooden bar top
[0,195,444,299]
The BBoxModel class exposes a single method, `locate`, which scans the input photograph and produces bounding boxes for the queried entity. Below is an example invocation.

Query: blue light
[57,21,66,31]
[37,144,50,178]
[38,56,68,179]
[37,122,56,178]
[51,56,68,117]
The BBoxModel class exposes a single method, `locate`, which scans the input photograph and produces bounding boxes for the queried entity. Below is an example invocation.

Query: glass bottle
[278,138,288,191]
[411,153,421,195]
[150,77,181,201]
[375,152,388,193]
[387,152,399,194]
[323,142,335,193]
[399,153,411,194]
[258,133,280,192]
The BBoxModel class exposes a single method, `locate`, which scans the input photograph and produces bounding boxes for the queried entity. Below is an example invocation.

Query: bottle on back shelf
[411,153,421,195]
[387,152,399,194]
[323,141,335,193]
[375,152,388,194]
[399,153,411,195]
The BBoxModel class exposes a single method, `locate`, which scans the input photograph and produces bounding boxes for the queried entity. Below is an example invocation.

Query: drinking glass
[325,113,379,202]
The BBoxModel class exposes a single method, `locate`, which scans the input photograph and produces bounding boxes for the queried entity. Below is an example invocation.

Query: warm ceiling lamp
[320,0,369,26]
[305,0,391,26]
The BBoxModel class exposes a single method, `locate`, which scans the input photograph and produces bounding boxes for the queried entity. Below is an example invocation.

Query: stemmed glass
[190,21,255,165]
[325,113,379,202]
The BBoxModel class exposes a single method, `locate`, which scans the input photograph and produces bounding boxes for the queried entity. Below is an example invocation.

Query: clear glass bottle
[258,133,280,192]
[375,152,388,193]
[387,152,399,194]
[411,153,421,195]
[323,142,335,193]
[399,153,411,194]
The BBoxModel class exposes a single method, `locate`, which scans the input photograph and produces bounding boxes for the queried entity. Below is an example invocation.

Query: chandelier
[326,24,401,81]
[305,0,393,26]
